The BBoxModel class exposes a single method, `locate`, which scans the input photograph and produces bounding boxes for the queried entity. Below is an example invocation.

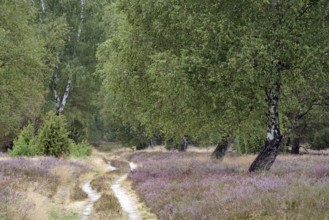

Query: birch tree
[33,0,108,141]
[98,0,329,171]
[0,0,51,146]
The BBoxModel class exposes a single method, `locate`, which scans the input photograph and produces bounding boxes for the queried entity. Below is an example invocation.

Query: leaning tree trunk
[58,79,71,114]
[211,137,229,160]
[249,85,283,172]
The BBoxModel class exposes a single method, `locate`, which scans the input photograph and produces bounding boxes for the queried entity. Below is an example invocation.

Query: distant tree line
[0,0,109,153]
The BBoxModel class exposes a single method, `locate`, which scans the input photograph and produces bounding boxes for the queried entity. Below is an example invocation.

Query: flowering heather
[0,157,90,182]
[129,152,329,220]
[0,152,8,157]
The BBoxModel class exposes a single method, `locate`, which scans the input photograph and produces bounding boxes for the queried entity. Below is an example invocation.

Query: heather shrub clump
[34,111,71,157]
[129,152,329,220]
[10,124,35,157]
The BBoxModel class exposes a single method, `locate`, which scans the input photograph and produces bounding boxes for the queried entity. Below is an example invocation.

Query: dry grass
[51,165,75,184]
[111,159,130,171]
[91,173,117,192]
[87,155,129,220]
[70,181,88,201]
[0,156,91,219]
[94,192,122,212]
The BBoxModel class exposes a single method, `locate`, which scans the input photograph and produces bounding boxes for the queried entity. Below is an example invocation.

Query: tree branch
[296,0,319,20]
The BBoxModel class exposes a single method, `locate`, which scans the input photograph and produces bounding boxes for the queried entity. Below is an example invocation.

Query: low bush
[69,140,92,157]
[10,112,94,158]
[34,112,71,157]
[10,124,35,157]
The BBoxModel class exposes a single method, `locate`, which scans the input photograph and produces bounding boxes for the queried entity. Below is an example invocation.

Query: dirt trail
[79,150,155,220]
[81,181,101,219]
[111,162,141,220]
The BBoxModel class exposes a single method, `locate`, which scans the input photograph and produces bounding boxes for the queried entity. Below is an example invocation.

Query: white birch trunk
[40,0,45,13]
[58,80,72,114]
[249,84,283,172]
[77,0,85,42]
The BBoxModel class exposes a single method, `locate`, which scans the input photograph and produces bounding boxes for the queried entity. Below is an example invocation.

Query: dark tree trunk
[149,139,154,149]
[291,137,300,154]
[286,137,291,148]
[179,136,188,151]
[249,85,283,172]
[53,73,61,114]
[211,137,229,160]
[0,136,14,152]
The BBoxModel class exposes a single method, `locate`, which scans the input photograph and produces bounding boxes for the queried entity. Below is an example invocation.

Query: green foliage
[68,120,87,144]
[97,0,329,154]
[235,135,264,154]
[0,0,50,141]
[164,138,180,151]
[10,124,35,157]
[310,128,329,150]
[2,0,329,158]
[10,113,93,158]
[105,118,149,149]
[35,112,71,157]
[69,140,92,157]
[0,0,113,149]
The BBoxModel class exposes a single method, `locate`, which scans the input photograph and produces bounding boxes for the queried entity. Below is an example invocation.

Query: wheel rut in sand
[111,162,141,220]
[81,181,101,220]
[80,157,117,219]
[80,152,143,220]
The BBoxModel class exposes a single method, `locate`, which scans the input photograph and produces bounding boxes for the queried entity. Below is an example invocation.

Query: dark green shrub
[35,111,71,157]
[136,142,148,150]
[164,138,177,150]
[69,139,92,157]
[68,119,87,144]
[310,128,329,150]
[10,124,35,156]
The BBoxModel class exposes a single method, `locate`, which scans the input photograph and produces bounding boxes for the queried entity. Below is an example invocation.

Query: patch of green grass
[49,207,79,220]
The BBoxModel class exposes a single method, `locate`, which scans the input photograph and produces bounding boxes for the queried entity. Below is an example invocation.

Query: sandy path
[111,162,141,220]
[81,181,101,220]
[80,151,142,220]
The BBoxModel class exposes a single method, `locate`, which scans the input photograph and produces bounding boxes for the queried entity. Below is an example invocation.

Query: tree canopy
[97,0,329,170]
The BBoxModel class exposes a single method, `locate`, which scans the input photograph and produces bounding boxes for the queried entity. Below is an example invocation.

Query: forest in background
[1,0,329,171]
